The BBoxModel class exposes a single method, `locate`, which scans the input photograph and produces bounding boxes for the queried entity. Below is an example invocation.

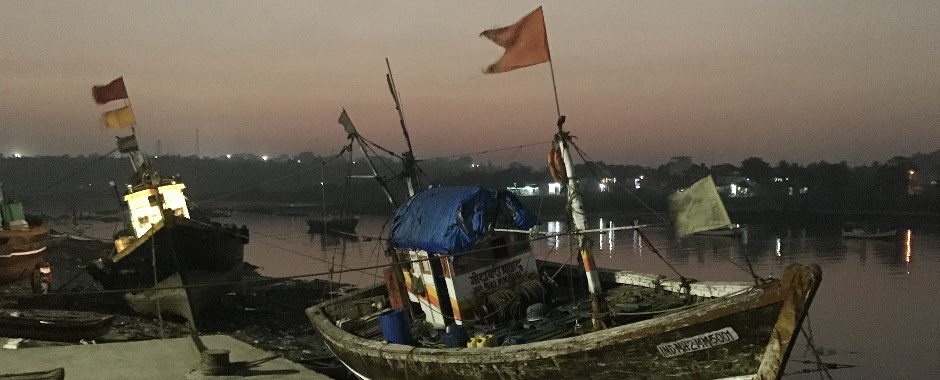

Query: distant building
[666,156,693,177]
[507,184,540,197]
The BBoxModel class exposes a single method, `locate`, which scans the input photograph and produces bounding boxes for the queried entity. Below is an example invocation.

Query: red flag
[92,77,129,104]
[480,7,551,73]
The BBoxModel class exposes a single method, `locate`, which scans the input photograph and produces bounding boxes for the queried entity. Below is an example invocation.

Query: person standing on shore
[30,261,53,294]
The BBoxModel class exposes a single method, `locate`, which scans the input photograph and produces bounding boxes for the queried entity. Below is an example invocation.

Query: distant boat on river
[307,217,359,236]
[841,222,898,239]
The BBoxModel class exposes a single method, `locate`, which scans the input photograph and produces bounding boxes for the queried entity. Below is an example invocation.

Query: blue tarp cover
[391,186,537,255]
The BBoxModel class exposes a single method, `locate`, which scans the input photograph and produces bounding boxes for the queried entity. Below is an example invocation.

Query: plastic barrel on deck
[443,324,468,348]
[379,308,412,345]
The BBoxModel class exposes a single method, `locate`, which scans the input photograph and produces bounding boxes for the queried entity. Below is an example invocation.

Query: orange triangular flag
[481,6,551,73]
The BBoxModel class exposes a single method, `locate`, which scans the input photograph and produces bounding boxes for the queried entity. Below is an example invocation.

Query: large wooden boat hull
[0,308,113,341]
[0,225,50,285]
[87,216,246,321]
[307,263,821,380]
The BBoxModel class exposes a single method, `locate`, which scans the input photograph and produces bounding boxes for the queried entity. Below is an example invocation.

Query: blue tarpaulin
[391,186,537,255]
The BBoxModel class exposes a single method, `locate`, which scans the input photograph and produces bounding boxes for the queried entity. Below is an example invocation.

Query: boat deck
[349,267,754,348]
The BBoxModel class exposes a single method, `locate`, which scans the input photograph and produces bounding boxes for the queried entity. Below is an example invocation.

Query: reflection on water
[904,229,912,264]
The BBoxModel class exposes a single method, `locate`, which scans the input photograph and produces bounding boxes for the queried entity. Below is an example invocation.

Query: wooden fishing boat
[84,84,249,324]
[307,217,359,236]
[307,20,823,377]
[0,367,64,380]
[0,308,113,341]
[0,186,50,286]
[306,185,821,380]
[840,222,898,239]
[86,165,249,323]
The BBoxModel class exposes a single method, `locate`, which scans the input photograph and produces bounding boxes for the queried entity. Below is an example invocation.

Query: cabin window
[148,195,160,207]
[138,216,149,225]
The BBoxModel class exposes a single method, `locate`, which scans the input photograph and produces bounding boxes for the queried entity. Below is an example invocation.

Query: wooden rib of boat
[0,308,114,341]
[0,367,64,380]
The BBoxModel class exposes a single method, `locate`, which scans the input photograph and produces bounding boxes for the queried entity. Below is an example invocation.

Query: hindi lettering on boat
[480,6,551,73]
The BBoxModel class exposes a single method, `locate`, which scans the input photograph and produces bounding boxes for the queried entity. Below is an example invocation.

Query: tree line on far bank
[1,150,937,217]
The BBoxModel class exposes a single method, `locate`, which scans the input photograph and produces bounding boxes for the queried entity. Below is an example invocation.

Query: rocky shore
[1,234,355,379]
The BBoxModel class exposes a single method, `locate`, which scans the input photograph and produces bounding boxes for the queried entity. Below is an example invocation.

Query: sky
[1,1,938,167]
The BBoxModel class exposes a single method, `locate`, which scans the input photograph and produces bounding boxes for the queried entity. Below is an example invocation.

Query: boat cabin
[390,186,538,327]
[124,182,190,239]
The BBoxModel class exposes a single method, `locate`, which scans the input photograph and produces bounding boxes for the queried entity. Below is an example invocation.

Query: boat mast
[386,58,417,197]
[555,116,610,331]
[340,110,399,208]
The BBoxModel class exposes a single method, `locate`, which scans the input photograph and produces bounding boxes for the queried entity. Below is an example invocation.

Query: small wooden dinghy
[0,367,64,380]
[0,309,114,341]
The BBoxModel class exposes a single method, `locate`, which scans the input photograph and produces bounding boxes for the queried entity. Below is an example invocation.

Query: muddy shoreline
[1,234,355,379]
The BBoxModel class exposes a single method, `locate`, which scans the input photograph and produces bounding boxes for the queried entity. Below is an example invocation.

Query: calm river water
[64,209,938,379]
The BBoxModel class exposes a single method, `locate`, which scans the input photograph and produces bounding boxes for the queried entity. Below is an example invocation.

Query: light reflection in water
[547,221,561,249]
[597,219,616,257]
[775,238,781,257]
[905,229,912,264]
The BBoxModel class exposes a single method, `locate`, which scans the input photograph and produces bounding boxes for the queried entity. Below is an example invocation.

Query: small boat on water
[0,367,64,380]
[0,308,114,341]
[85,78,249,324]
[840,222,898,239]
[307,217,359,236]
[0,186,50,286]
[695,223,748,237]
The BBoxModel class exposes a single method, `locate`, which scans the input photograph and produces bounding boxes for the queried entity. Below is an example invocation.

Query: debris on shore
[1,233,355,379]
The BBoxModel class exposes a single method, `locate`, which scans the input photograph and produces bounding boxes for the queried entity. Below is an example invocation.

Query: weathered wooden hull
[0,308,113,341]
[87,216,246,322]
[307,263,821,380]
[0,225,50,285]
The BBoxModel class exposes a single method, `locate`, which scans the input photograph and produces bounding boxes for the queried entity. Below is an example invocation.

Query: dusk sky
[2,1,938,167]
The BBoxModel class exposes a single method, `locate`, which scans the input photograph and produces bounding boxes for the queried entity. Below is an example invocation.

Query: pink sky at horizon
[2,1,938,167]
